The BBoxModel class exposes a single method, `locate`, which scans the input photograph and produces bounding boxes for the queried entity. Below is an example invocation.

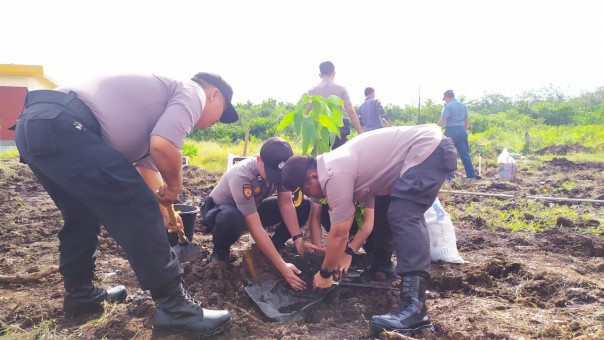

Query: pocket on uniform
[23,119,57,156]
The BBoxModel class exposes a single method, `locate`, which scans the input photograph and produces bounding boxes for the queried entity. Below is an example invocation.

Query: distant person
[308,61,363,149]
[14,72,239,337]
[437,89,479,179]
[281,124,457,336]
[200,137,320,291]
[358,87,389,132]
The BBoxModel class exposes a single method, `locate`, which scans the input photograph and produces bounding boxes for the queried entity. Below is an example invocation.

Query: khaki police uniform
[202,157,310,259]
[316,125,457,275]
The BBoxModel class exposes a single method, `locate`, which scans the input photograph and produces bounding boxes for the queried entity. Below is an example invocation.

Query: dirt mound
[535,143,585,155]
[1,157,603,339]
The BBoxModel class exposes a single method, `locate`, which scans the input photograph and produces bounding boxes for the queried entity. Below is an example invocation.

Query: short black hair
[443,89,455,99]
[364,87,375,97]
[319,61,335,75]
[281,156,317,192]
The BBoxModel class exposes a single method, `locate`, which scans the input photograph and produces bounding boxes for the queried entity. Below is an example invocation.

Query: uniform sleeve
[228,173,258,216]
[325,175,356,224]
[340,87,352,106]
[441,103,450,119]
[151,86,203,149]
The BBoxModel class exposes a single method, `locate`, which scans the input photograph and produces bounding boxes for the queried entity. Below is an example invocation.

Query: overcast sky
[2,0,603,106]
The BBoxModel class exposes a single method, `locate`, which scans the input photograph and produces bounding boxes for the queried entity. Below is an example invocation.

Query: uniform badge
[243,184,253,199]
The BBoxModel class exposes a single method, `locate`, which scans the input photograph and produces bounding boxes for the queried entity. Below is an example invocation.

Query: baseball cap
[280,155,314,192]
[192,72,239,123]
[260,137,294,185]
[443,89,455,100]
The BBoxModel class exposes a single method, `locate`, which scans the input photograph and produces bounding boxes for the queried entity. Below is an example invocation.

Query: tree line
[189,85,604,154]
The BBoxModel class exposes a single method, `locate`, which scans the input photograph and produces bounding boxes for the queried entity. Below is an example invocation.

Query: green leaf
[318,114,339,133]
[302,116,314,154]
[311,99,324,116]
[331,107,343,127]
[276,111,295,131]
[354,204,364,231]
[327,95,344,107]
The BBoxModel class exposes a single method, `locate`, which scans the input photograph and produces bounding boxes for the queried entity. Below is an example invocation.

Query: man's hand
[294,238,322,254]
[313,271,333,290]
[156,183,179,206]
[335,253,352,280]
[164,213,184,233]
[280,263,306,291]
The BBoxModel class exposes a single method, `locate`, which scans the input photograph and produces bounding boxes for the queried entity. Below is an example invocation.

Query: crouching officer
[281,125,457,336]
[14,72,238,337]
[200,137,320,290]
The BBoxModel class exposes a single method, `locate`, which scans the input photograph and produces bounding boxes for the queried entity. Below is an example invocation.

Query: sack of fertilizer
[424,198,466,264]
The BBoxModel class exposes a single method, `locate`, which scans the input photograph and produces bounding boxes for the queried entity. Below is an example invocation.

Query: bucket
[167,204,199,246]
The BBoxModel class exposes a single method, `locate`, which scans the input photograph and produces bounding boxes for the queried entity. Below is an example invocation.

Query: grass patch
[0,149,19,159]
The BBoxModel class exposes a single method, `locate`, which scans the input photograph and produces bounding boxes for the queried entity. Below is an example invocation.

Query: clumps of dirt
[535,143,585,155]
[1,157,604,339]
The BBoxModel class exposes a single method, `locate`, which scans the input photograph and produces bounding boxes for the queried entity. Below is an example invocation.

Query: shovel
[333,280,399,291]
[167,204,201,262]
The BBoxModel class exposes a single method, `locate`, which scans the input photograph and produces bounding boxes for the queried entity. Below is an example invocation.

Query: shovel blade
[172,241,202,263]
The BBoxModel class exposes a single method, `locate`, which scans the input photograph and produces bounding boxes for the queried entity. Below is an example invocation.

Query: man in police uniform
[201,137,320,290]
[14,72,237,337]
[307,61,363,150]
[281,125,457,336]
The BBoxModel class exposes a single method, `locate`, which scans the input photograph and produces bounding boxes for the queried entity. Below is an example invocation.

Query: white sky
[2,0,603,106]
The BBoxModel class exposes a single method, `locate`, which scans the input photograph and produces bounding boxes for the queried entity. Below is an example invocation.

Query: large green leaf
[318,128,330,153]
[318,114,339,133]
[295,93,309,113]
[302,116,315,154]
[311,99,324,116]
[327,95,344,107]
[276,111,295,131]
[331,107,344,127]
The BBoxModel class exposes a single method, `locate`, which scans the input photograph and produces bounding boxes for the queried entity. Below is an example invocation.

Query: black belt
[23,90,100,136]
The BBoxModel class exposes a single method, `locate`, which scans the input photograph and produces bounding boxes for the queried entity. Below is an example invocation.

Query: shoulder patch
[243,184,253,199]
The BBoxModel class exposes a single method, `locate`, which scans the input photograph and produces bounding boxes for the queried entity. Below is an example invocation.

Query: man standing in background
[308,61,363,149]
[358,87,389,132]
[437,89,478,179]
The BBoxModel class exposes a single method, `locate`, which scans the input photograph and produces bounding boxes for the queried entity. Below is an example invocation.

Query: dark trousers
[388,137,457,276]
[15,92,182,290]
[444,126,476,178]
[331,119,351,150]
[204,196,311,257]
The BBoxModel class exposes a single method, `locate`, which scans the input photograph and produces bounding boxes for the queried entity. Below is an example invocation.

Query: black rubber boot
[63,278,127,318]
[370,275,435,335]
[360,250,396,280]
[151,278,231,337]
[210,248,232,263]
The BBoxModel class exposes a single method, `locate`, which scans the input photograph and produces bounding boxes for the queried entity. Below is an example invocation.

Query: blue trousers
[444,126,476,178]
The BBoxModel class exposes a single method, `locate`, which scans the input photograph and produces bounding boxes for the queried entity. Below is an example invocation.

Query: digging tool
[167,204,201,262]
[333,280,399,291]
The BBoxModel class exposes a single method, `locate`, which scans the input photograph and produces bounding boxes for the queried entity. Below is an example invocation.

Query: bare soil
[0,156,603,339]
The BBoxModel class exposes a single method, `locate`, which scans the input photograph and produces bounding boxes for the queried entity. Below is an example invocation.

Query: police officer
[201,137,320,291]
[281,125,457,336]
[14,72,238,337]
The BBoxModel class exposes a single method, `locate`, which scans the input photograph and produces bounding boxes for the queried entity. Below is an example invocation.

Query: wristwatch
[319,267,335,279]
[344,245,355,256]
